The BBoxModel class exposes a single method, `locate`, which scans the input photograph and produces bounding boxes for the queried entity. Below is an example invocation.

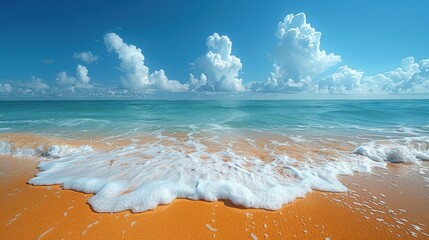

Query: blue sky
[1,0,429,98]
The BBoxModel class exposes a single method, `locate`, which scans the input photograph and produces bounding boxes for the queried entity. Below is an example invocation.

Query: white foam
[0,141,11,154]
[13,147,42,157]
[24,137,379,213]
[43,145,93,158]
[57,118,110,127]
[354,138,429,163]
[0,141,92,158]
[2,134,422,213]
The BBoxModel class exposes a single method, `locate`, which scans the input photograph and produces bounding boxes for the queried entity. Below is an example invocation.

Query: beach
[2,0,429,237]
[1,155,428,239]
[1,100,429,239]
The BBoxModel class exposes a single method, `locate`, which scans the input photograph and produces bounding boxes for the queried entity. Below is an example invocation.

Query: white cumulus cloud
[251,12,341,93]
[274,13,341,78]
[250,13,429,95]
[56,65,93,89]
[76,64,91,84]
[316,65,365,94]
[363,57,429,94]
[56,71,76,86]
[104,32,188,92]
[318,57,429,94]
[0,83,12,92]
[190,33,245,92]
[73,51,98,64]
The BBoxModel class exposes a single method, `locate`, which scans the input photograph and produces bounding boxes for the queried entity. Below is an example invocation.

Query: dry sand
[1,156,428,240]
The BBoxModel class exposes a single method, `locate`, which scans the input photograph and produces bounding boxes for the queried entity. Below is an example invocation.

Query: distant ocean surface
[1,100,428,212]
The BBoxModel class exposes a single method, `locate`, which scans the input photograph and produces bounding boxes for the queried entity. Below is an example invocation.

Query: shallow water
[0,100,428,212]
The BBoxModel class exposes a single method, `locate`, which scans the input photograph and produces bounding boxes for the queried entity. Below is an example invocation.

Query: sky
[1,0,429,99]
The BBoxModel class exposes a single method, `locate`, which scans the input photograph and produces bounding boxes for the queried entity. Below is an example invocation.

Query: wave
[354,137,429,163]
[1,134,428,213]
[0,140,93,158]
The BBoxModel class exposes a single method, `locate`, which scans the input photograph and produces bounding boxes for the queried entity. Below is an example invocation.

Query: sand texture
[1,156,428,239]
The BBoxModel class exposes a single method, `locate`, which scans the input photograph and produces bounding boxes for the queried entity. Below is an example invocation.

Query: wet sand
[1,156,428,240]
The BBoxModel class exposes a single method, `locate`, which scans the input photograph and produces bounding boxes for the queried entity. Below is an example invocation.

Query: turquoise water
[1,100,428,138]
[1,100,428,213]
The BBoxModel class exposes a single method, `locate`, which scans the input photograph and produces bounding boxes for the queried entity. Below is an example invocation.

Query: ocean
[0,100,428,212]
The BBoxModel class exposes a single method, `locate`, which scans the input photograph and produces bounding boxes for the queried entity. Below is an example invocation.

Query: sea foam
[354,137,429,163]
[2,135,428,213]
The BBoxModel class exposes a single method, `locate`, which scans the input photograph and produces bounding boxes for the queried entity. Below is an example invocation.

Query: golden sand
[1,156,428,240]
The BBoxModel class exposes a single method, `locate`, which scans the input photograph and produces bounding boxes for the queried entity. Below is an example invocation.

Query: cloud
[190,33,245,92]
[149,69,189,92]
[104,32,188,92]
[274,13,341,78]
[76,64,91,84]
[316,65,365,94]
[56,65,93,89]
[317,57,429,94]
[250,13,429,95]
[104,33,149,89]
[250,65,313,93]
[2,13,428,98]
[363,57,429,94]
[73,51,98,64]
[16,76,50,89]
[0,83,12,92]
[251,13,341,93]
[56,71,76,86]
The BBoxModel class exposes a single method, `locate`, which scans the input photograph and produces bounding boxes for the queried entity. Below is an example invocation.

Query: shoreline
[1,156,428,239]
